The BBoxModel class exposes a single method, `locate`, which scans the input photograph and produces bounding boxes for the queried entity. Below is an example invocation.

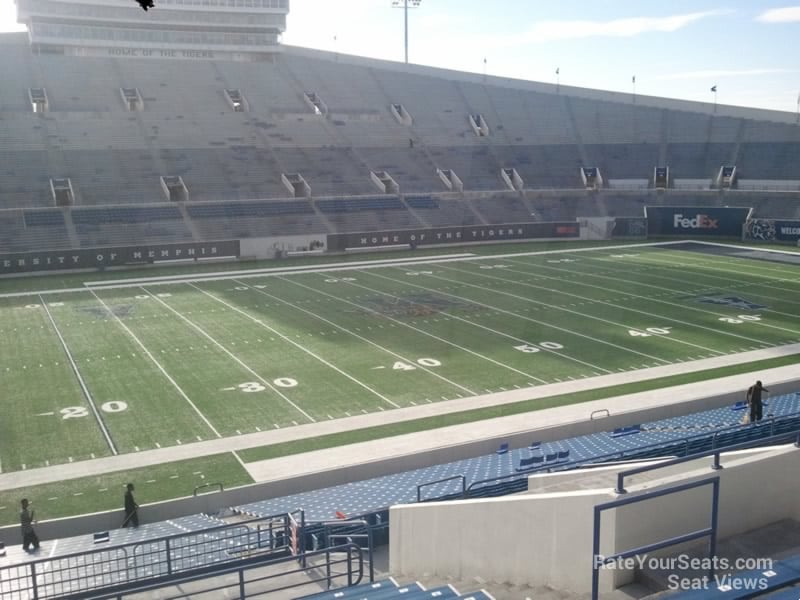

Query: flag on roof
[632,75,636,84]
[556,67,560,75]
[711,85,717,92]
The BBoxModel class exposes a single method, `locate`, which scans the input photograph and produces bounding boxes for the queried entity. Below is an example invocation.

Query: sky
[1,0,799,113]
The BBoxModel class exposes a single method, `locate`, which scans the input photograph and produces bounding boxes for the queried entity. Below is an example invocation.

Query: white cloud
[487,10,731,46]
[756,6,800,23]
[653,68,797,81]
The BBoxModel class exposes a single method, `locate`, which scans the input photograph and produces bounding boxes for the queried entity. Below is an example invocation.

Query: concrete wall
[388,444,800,594]
[240,235,325,259]
[615,445,800,557]
[390,490,619,594]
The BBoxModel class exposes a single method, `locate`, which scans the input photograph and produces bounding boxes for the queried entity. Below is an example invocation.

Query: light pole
[391,0,422,64]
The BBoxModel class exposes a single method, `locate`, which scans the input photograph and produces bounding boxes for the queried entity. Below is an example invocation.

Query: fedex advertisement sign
[673,213,719,229]
[646,206,751,237]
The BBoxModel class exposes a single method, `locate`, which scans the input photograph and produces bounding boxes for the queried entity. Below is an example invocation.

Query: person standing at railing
[20,498,40,552]
[122,483,139,528]
[747,380,769,423]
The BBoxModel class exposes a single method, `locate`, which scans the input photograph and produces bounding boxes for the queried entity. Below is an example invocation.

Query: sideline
[0,343,797,491]
[0,240,688,298]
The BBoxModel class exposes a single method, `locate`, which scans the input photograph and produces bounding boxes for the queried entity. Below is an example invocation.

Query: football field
[1,242,799,510]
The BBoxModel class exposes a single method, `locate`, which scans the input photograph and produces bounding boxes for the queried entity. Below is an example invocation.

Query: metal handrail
[193,482,223,496]
[0,510,294,573]
[416,474,466,502]
[460,409,800,498]
[65,542,365,600]
[615,431,800,494]
[590,409,610,420]
[591,477,721,600]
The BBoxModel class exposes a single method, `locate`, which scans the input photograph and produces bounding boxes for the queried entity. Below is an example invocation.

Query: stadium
[0,0,799,598]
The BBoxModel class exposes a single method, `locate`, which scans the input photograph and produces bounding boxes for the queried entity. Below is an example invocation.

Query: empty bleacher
[472,194,533,224]
[72,205,192,247]
[0,209,71,253]
[231,391,800,521]
[316,196,421,232]
[187,199,326,238]
[295,579,493,600]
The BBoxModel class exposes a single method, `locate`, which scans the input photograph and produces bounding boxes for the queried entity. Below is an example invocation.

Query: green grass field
[1,241,799,524]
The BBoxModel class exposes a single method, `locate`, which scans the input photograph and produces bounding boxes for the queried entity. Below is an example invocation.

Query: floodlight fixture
[391,0,422,64]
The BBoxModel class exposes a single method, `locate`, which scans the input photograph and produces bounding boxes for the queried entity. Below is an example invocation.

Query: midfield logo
[79,304,135,319]
[673,213,719,229]
[695,295,766,311]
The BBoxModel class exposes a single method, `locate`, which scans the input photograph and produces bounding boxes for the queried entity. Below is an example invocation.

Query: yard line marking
[521,256,800,338]
[191,283,403,409]
[243,278,475,397]
[232,450,248,471]
[445,263,731,354]
[88,289,222,438]
[39,295,119,456]
[83,253,477,287]
[288,275,550,383]
[143,288,315,424]
[327,276,609,376]
[364,269,668,364]
[629,248,800,285]
[598,254,800,325]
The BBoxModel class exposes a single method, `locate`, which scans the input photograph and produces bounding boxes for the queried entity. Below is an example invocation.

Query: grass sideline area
[0,454,252,527]
[236,353,800,462]
[0,353,797,526]
[0,240,798,524]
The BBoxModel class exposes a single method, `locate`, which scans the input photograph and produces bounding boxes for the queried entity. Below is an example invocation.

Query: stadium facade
[1,4,800,598]
[15,0,287,58]
[1,0,799,274]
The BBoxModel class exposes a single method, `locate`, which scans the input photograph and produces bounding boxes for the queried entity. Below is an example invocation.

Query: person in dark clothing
[122,483,139,528]
[747,380,769,423]
[20,498,40,552]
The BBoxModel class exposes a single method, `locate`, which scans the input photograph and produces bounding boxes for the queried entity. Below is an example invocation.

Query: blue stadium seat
[402,585,460,599]
[294,578,398,599]
[611,425,641,437]
[495,443,509,455]
[366,583,425,599]
[763,586,800,599]
[456,592,495,600]
[667,556,800,599]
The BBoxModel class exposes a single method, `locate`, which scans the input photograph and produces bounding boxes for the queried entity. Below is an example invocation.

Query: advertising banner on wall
[0,240,240,275]
[645,206,751,237]
[612,217,648,238]
[744,219,800,243]
[326,222,579,251]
